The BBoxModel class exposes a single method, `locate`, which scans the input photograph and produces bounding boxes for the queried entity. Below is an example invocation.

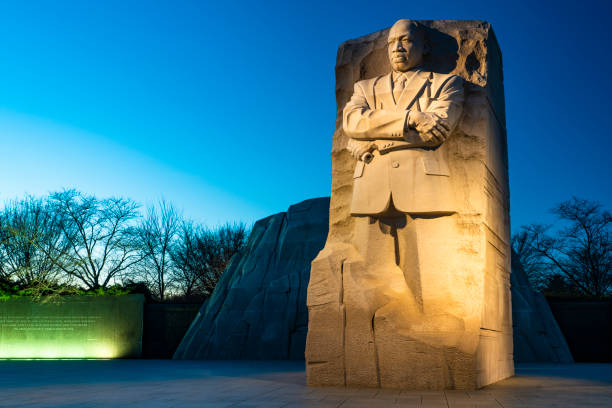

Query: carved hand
[407,111,451,145]
[347,138,375,161]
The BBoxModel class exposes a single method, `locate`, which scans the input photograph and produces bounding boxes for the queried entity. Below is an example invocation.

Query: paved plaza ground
[0,361,611,407]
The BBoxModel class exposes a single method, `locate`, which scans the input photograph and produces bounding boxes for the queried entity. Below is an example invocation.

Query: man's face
[387,22,426,72]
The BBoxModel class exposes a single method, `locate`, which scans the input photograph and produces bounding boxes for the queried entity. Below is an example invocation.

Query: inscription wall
[0,295,143,358]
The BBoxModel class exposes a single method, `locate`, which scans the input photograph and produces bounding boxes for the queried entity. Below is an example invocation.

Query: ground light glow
[0,342,118,359]
[0,358,111,360]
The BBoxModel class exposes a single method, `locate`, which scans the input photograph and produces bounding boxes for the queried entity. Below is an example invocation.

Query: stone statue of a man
[307,19,513,389]
[343,19,465,325]
[345,19,464,215]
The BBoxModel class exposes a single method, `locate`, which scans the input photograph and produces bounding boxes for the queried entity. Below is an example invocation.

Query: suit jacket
[343,70,464,215]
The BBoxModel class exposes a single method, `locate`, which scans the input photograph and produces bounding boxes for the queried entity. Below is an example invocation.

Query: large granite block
[511,252,573,363]
[174,198,329,360]
[306,20,513,389]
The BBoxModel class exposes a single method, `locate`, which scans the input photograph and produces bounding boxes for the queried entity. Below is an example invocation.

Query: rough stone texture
[306,20,513,389]
[173,198,329,360]
[173,195,571,367]
[511,253,574,363]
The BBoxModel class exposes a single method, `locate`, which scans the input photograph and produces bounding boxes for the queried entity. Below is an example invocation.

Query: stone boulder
[173,198,329,360]
[511,252,573,363]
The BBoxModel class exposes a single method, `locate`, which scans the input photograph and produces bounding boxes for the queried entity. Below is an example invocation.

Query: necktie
[393,74,406,104]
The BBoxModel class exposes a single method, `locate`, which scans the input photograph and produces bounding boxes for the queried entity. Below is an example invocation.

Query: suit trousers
[351,211,473,336]
[347,211,478,388]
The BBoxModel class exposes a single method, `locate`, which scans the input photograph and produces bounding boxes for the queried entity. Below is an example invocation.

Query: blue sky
[0,0,610,230]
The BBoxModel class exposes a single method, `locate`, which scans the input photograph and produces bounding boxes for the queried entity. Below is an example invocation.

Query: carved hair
[391,19,426,38]
[393,18,425,34]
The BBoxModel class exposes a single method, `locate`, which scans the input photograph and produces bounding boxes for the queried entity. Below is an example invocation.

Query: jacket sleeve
[342,81,408,140]
[425,75,464,133]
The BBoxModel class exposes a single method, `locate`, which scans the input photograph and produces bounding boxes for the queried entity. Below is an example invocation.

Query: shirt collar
[392,67,422,83]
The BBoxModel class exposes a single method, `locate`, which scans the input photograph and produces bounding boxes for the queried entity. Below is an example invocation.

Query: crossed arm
[343,75,464,159]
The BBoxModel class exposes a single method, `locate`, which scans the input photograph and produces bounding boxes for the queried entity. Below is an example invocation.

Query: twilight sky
[0,0,610,230]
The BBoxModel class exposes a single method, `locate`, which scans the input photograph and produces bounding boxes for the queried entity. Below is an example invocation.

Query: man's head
[387,20,429,72]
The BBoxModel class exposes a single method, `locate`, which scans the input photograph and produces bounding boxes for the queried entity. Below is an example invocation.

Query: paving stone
[0,361,610,407]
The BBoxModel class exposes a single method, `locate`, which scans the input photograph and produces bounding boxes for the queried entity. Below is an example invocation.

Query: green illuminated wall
[0,295,144,359]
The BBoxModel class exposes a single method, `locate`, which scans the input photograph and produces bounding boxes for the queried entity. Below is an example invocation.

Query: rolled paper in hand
[361,151,374,163]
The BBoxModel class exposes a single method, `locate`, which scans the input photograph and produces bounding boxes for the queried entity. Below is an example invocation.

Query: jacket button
[392,161,399,168]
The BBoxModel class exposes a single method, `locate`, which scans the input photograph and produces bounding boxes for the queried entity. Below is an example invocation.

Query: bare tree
[512,226,551,291]
[50,190,143,289]
[0,196,70,287]
[171,222,248,297]
[512,197,611,297]
[136,200,180,300]
[0,223,10,281]
[195,222,248,295]
[170,221,202,297]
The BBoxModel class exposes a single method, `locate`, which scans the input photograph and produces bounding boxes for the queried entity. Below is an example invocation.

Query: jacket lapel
[372,73,395,110]
[396,70,431,111]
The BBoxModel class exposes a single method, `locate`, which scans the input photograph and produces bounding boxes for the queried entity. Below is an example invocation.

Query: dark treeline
[0,190,248,302]
[512,197,611,298]
[2,192,608,301]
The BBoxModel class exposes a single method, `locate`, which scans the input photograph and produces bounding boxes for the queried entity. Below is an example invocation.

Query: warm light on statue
[306,19,513,390]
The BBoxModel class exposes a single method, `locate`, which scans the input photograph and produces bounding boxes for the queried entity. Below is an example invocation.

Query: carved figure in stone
[345,20,464,215]
[344,19,465,332]
[306,19,513,390]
